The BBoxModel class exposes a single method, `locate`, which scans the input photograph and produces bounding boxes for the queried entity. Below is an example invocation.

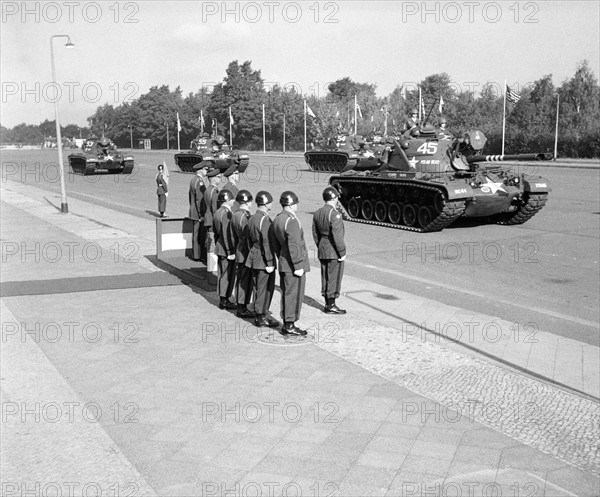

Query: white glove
[338,255,346,262]
[165,192,169,197]
[293,268,304,277]
[227,254,235,260]
[265,266,274,273]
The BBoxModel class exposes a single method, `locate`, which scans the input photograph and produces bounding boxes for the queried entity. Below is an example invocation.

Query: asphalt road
[2,148,599,345]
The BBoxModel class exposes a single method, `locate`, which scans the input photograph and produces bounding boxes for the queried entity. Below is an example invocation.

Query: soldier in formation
[189,162,209,261]
[213,189,237,309]
[232,190,254,318]
[271,191,310,336]
[312,187,346,314]
[203,167,222,273]
[223,164,240,198]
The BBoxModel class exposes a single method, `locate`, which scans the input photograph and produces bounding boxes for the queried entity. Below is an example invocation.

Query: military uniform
[245,210,276,319]
[271,209,310,325]
[213,202,236,304]
[312,203,346,302]
[231,207,252,310]
[156,172,168,217]
[202,174,220,272]
[188,173,206,260]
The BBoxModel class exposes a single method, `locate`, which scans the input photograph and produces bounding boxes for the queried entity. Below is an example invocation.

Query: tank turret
[174,133,249,173]
[329,128,553,232]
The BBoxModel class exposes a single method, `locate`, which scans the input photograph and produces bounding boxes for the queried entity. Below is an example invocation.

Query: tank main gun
[466,153,554,163]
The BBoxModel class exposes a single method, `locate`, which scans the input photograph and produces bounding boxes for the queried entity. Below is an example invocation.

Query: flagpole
[418,86,422,123]
[354,95,357,135]
[554,93,560,160]
[502,79,507,155]
[283,112,286,154]
[200,110,204,134]
[177,113,181,152]
[303,100,307,153]
[262,104,266,154]
[229,106,233,148]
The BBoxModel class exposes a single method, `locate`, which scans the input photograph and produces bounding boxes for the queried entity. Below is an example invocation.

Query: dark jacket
[245,211,275,270]
[270,210,310,273]
[213,204,234,257]
[312,204,346,259]
[188,175,204,220]
[156,174,168,195]
[231,208,251,263]
[202,184,219,228]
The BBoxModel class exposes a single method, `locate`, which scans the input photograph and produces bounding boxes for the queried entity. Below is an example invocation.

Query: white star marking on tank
[483,177,507,194]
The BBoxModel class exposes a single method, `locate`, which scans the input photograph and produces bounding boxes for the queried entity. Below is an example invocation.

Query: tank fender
[522,177,552,193]
[444,181,475,200]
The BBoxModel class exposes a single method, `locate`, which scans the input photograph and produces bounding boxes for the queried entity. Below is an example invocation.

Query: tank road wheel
[374,201,388,222]
[388,202,402,224]
[418,206,433,228]
[403,204,418,227]
[361,199,374,220]
[434,192,446,214]
[348,198,360,218]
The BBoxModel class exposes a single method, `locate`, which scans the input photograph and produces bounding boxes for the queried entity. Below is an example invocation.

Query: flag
[506,84,521,104]
[306,103,316,118]
[176,112,182,132]
[370,115,374,122]
[438,95,444,114]
[199,110,204,125]
[355,102,363,118]
[335,110,340,118]
[229,106,234,124]
[162,159,169,185]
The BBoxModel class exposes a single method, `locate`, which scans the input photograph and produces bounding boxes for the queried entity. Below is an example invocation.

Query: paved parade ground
[1,150,599,496]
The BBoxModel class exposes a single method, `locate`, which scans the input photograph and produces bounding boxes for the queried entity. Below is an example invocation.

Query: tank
[68,137,134,175]
[174,133,249,174]
[329,126,552,232]
[304,132,381,172]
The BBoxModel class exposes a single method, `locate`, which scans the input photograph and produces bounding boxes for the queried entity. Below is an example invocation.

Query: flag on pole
[199,110,204,125]
[229,106,234,124]
[506,84,521,104]
[162,159,169,185]
[355,102,363,118]
[176,112,182,133]
[306,103,316,118]
[438,95,444,114]
[370,115,374,122]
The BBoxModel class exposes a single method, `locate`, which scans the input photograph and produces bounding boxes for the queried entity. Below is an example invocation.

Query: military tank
[329,126,552,232]
[304,132,381,172]
[174,133,249,174]
[68,137,134,175]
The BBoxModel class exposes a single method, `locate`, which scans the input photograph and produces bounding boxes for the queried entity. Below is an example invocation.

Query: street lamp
[554,93,560,161]
[50,35,74,214]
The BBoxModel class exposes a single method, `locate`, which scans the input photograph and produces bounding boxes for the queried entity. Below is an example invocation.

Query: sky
[2,0,599,128]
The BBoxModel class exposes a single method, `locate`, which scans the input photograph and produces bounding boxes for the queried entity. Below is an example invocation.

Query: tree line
[2,60,598,157]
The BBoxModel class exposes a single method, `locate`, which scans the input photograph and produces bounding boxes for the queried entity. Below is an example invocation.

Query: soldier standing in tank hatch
[213,189,237,309]
[189,162,209,261]
[203,167,222,273]
[232,190,254,318]
[312,187,347,314]
[437,116,453,140]
[245,191,279,328]
[404,109,420,133]
[270,191,310,336]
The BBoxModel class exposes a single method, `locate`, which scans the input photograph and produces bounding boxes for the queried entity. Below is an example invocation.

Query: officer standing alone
[271,191,310,336]
[155,164,168,218]
[312,187,347,314]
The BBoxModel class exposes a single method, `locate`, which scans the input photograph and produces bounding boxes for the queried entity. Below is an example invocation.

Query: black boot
[237,305,254,318]
[219,297,237,310]
[255,314,279,328]
[280,322,307,336]
[325,298,346,315]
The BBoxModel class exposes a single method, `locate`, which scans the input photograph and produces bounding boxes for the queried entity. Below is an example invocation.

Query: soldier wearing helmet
[404,108,420,133]
[270,191,310,336]
[213,189,237,310]
[245,191,279,328]
[231,190,254,318]
[312,187,347,314]
[437,115,453,140]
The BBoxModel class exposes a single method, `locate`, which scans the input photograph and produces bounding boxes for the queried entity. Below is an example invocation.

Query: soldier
[404,109,420,132]
[203,167,222,273]
[189,162,209,261]
[312,187,347,314]
[222,164,240,198]
[155,164,168,218]
[438,116,453,140]
[232,190,254,318]
[213,189,237,310]
[245,191,279,328]
[270,191,310,336]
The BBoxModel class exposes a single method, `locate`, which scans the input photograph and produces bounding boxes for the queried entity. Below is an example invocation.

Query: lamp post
[50,35,74,213]
[554,93,560,161]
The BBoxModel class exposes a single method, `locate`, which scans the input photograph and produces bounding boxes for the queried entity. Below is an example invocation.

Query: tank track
[306,154,355,172]
[496,193,548,225]
[332,178,466,233]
